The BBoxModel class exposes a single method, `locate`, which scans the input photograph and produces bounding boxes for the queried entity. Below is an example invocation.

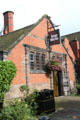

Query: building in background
[0,11,76,99]
[62,32,80,83]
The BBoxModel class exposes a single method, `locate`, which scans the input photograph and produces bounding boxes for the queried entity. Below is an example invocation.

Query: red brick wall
[64,38,75,62]
[70,40,79,59]
[30,74,49,83]
[7,40,26,85]
[31,18,47,38]
[70,40,80,81]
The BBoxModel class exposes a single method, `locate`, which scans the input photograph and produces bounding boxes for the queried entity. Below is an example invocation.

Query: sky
[0,0,80,36]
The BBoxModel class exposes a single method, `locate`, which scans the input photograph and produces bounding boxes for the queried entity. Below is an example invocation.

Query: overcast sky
[0,0,80,36]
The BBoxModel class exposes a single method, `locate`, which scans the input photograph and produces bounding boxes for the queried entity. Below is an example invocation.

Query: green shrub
[76,83,80,95]
[0,61,16,101]
[0,100,36,120]
[20,85,29,94]
[20,86,40,115]
[25,89,39,115]
[76,83,80,89]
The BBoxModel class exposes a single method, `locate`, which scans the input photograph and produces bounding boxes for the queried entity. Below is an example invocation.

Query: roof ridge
[0,24,35,38]
[0,14,50,38]
[62,31,80,37]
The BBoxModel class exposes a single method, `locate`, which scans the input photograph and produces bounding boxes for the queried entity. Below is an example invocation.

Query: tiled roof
[0,24,35,51]
[61,31,80,42]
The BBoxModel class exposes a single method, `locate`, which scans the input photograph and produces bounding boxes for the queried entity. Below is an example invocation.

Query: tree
[0,61,16,102]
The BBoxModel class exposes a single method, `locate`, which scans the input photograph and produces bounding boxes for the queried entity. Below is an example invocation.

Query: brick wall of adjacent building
[70,40,80,82]
[70,40,80,59]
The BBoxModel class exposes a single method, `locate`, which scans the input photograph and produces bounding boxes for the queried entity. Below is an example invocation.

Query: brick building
[0,11,76,99]
[62,32,80,83]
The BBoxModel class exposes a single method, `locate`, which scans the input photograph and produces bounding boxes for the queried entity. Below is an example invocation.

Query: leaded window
[36,53,40,70]
[30,52,34,70]
[29,51,46,72]
[41,54,45,70]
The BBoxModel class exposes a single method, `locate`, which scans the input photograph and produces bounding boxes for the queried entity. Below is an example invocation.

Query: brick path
[48,96,80,120]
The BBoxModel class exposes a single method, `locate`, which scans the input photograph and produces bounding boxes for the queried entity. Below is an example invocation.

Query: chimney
[3,11,14,34]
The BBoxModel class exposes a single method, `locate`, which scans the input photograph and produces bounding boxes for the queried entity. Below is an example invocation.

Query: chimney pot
[3,11,14,34]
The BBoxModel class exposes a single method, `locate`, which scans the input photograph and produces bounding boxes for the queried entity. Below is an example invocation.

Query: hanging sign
[48,29,60,45]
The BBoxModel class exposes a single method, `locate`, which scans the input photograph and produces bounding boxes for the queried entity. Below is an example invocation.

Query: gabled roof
[0,24,35,51]
[61,31,80,42]
[0,14,51,51]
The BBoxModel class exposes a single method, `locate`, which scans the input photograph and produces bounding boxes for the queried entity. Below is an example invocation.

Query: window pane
[30,62,34,70]
[30,52,34,70]
[36,53,40,70]
[41,54,45,69]
[30,52,34,61]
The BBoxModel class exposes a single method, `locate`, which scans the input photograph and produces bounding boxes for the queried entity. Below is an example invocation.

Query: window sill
[30,70,47,74]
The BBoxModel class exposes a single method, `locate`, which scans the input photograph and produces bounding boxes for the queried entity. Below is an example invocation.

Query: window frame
[29,51,46,73]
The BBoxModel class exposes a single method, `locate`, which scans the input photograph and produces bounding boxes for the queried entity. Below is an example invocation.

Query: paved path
[49,96,80,120]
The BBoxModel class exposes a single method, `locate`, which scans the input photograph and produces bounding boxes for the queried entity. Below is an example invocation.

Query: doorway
[53,71,63,97]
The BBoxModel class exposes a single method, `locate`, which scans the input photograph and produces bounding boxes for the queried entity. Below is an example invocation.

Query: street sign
[48,29,60,45]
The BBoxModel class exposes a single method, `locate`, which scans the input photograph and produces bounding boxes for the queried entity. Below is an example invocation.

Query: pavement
[48,96,80,120]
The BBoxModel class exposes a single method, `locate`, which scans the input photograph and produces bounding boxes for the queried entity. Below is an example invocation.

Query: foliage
[0,61,16,101]
[0,100,36,120]
[70,82,80,96]
[75,70,80,95]
[46,59,61,71]
[75,72,78,81]
[76,83,80,89]
[25,89,39,115]
[20,86,40,115]
[20,85,29,94]
[76,83,80,94]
